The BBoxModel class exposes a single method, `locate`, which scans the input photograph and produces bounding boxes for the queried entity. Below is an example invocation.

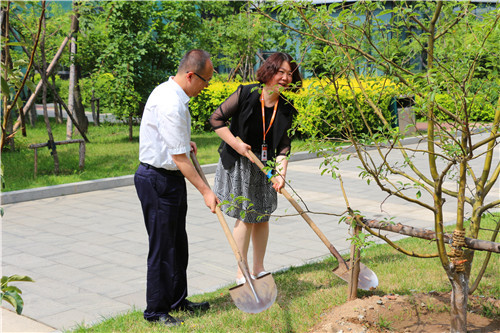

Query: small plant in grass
[377,315,393,330]
[476,298,500,319]
[1,275,34,314]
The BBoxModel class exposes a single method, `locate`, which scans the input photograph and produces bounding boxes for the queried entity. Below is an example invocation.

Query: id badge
[261,143,268,162]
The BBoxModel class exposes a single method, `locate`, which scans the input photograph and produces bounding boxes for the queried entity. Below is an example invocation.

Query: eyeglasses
[187,71,210,84]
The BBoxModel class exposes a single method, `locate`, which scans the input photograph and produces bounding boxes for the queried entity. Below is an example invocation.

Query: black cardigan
[210,83,296,169]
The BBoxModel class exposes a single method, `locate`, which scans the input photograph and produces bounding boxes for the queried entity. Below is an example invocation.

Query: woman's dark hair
[256,52,302,91]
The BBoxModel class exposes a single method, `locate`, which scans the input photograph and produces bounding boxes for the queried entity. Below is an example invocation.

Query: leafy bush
[33,74,68,104]
[286,78,400,139]
[45,74,495,135]
[413,87,497,123]
[79,72,117,115]
[189,81,242,132]
[189,77,404,137]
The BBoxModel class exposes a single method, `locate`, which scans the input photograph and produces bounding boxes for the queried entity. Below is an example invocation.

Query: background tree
[66,0,88,139]
[8,1,70,126]
[77,1,223,139]
[254,1,499,332]
[201,1,284,81]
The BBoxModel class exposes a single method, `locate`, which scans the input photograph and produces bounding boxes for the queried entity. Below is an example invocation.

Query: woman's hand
[214,127,254,163]
[273,155,288,193]
[272,175,286,193]
[235,141,253,162]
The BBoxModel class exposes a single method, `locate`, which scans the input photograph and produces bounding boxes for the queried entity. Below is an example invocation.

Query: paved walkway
[2,132,498,332]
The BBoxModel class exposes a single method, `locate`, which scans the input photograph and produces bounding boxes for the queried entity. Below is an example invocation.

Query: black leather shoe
[156,314,184,327]
[179,299,210,313]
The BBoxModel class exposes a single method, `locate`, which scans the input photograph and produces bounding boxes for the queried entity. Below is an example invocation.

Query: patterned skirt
[213,156,277,223]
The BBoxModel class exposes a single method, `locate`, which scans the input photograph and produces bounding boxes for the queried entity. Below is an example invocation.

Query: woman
[209,52,302,284]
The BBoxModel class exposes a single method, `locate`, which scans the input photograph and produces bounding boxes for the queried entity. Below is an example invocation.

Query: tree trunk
[1,3,15,151]
[29,101,37,127]
[348,224,361,300]
[91,89,97,126]
[29,74,37,127]
[128,113,133,142]
[67,1,88,137]
[41,11,59,173]
[6,110,15,151]
[67,16,76,139]
[51,75,62,124]
[448,271,468,333]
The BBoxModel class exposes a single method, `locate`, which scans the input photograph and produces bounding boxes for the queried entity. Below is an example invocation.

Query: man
[134,49,218,327]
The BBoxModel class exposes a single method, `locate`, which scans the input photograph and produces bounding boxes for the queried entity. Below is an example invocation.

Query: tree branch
[348,217,500,253]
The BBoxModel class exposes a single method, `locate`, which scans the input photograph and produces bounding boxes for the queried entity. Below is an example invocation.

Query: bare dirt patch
[309,292,499,332]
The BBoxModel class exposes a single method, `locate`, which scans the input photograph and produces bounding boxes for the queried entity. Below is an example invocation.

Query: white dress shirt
[138,77,191,170]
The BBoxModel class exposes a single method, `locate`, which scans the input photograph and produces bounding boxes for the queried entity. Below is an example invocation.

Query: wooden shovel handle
[190,151,245,264]
[236,138,348,267]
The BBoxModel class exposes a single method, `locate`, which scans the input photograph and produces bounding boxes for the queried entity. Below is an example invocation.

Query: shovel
[190,151,277,313]
[240,143,378,290]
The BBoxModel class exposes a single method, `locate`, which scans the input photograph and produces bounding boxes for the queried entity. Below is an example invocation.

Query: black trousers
[134,163,188,321]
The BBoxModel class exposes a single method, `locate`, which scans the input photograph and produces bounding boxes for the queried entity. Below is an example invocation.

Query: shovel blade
[332,261,379,291]
[228,273,277,313]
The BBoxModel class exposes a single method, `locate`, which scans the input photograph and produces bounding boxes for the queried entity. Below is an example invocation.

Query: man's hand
[202,189,219,214]
[190,141,197,155]
[172,152,218,213]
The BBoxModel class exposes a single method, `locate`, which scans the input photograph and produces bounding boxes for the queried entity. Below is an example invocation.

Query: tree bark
[67,1,88,139]
[448,271,468,333]
[51,75,62,124]
[91,89,97,126]
[29,73,37,127]
[29,101,37,127]
[128,113,133,141]
[40,10,59,173]
[348,224,361,300]
[1,2,15,151]
[67,27,76,138]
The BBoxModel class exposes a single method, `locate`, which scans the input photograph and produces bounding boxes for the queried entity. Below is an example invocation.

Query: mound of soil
[309,292,499,332]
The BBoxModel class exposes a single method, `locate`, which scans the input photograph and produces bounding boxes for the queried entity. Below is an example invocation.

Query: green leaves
[1,275,34,315]
[0,77,10,98]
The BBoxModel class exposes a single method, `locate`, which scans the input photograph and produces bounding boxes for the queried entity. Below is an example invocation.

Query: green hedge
[189,81,242,132]
[414,91,497,123]
[188,78,400,138]
[40,75,496,135]
[286,78,400,139]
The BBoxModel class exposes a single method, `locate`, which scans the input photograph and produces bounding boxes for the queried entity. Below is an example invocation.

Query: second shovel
[240,142,379,291]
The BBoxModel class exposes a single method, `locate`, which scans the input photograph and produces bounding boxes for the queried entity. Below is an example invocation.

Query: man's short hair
[178,49,211,74]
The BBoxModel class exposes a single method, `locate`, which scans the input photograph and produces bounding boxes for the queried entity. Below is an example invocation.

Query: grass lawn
[70,216,499,332]
[1,118,314,192]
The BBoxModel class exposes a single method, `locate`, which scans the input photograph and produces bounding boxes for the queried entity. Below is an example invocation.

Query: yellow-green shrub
[189,78,401,136]
[188,77,495,138]
[287,78,400,139]
[189,81,242,132]
[414,92,496,123]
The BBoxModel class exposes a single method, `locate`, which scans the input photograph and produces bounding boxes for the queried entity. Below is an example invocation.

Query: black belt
[140,162,183,177]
